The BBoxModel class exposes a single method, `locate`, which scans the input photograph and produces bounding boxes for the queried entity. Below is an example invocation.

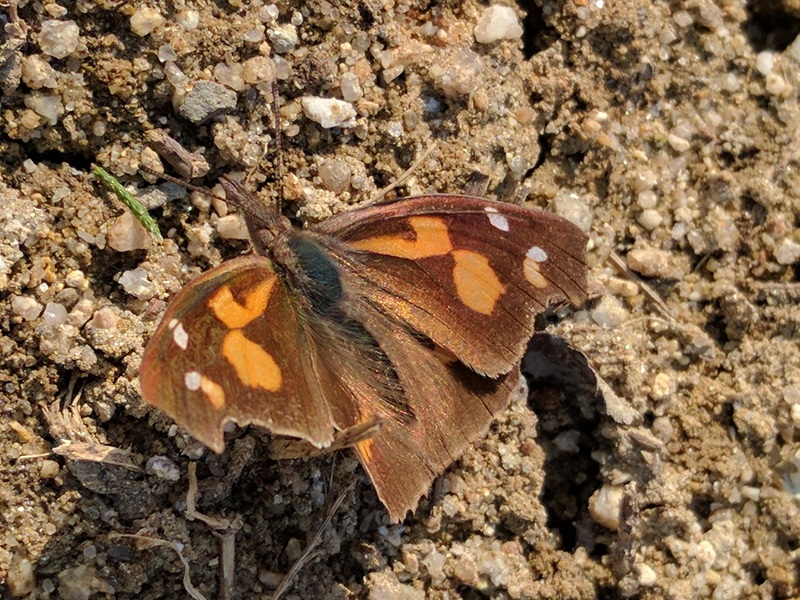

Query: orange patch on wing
[356,437,375,463]
[200,375,226,409]
[222,330,282,391]
[350,216,453,259]
[208,277,276,329]
[523,257,548,289]
[451,249,505,315]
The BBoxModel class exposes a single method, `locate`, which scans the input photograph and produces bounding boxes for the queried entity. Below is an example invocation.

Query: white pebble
[432,50,484,97]
[21,55,57,89]
[12,296,43,321]
[119,268,155,299]
[87,307,119,331]
[775,238,800,265]
[788,33,800,62]
[340,72,363,102]
[43,302,68,329]
[268,23,299,53]
[318,158,352,193]
[755,51,774,76]
[638,209,663,230]
[301,96,357,128]
[216,214,250,240]
[145,455,181,481]
[130,6,165,36]
[637,563,658,586]
[589,484,624,530]
[765,73,787,96]
[176,10,199,30]
[25,92,64,124]
[637,190,658,209]
[474,5,523,44]
[38,20,80,59]
[243,56,274,84]
[157,44,178,63]
[107,212,152,252]
[667,132,691,153]
[552,191,593,232]
[650,372,674,401]
[627,246,671,278]
[590,296,629,329]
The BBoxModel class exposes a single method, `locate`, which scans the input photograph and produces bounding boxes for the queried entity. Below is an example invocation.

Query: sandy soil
[1,1,799,598]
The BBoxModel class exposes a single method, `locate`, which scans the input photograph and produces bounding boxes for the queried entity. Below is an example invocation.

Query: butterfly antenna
[271,79,284,213]
[139,165,228,203]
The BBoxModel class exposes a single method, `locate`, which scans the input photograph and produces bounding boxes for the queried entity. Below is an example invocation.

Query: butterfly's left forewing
[315,195,588,377]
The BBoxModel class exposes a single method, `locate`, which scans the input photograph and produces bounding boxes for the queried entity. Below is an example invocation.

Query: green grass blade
[92,165,162,239]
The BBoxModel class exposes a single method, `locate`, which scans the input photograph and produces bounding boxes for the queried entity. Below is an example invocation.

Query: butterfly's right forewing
[140,255,350,452]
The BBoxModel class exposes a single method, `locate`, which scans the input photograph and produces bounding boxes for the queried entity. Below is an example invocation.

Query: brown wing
[315,194,588,377]
[327,291,518,522]
[139,255,360,453]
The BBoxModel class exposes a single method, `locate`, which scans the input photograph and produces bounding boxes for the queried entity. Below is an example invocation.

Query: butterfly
[139,174,588,522]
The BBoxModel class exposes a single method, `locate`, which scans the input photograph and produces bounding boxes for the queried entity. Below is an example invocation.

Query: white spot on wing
[484,206,509,232]
[526,246,548,262]
[168,318,178,330]
[172,321,189,350]
[184,371,201,391]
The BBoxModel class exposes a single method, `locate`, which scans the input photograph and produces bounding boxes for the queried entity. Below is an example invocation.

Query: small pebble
[652,416,675,441]
[21,55,57,89]
[87,307,119,331]
[11,295,43,321]
[7,554,35,596]
[176,9,200,30]
[25,92,64,124]
[301,96,357,128]
[178,81,238,124]
[268,23,299,53]
[774,238,800,265]
[431,50,484,98]
[754,51,774,76]
[243,56,274,84]
[590,296,628,328]
[638,209,663,230]
[318,158,352,193]
[145,455,181,481]
[627,245,671,278]
[637,189,658,209]
[65,269,87,290]
[42,302,68,329]
[667,132,691,153]
[650,372,675,401]
[130,6,165,36]
[340,72,363,102]
[637,563,658,586]
[369,570,425,600]
[216,214,250,240]
[119,268,155,299]
[552,191,593,232]
[589,484,624,529]
[40,460,60,479]
[107,211,152,252]
[474,5,523,44]
[38,20,80,59]
[765,73,787,96]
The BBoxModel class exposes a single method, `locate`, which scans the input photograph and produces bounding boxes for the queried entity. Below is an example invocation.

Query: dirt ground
[1,0,799,598]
